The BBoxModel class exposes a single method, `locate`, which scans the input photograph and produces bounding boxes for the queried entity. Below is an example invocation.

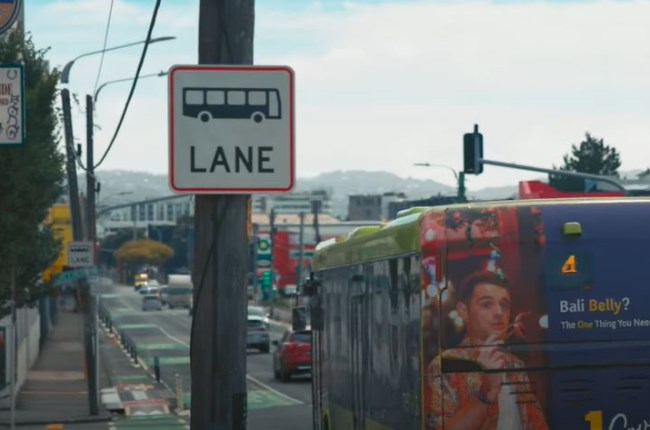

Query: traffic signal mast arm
[463,124,627,195]
[480,158,627,194]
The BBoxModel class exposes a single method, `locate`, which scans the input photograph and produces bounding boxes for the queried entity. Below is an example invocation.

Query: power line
[93,0,115,96]
[94,0,162,169]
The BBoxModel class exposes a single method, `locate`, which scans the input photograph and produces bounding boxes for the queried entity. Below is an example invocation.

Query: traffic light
[260,270,272,289]
[463,124,484,174]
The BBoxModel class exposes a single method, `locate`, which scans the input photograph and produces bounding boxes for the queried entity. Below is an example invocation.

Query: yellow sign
[42,204,72,282]
[561,255,577,274]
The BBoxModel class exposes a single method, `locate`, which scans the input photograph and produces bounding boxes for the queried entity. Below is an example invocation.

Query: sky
[24,0,650,191]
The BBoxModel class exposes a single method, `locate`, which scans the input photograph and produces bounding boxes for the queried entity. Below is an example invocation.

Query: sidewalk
[0,309,113,427]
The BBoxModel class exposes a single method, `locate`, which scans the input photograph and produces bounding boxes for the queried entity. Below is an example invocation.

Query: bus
[305,197,650,430]
[182,87,281,123]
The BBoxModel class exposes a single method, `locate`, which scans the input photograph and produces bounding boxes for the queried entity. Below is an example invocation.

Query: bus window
[184,90,203,105]
[206,90,224,105]
[249,91,267,106]
[268,90,279,117]
[227,90,245,105]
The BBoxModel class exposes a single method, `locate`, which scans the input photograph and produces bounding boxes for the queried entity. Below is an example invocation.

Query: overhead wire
[93,0,115,96]
[93,0,162,169]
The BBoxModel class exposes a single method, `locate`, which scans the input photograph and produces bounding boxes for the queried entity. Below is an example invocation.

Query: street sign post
[0,0,22,35]
[67,241,94,267]
[168,65,295,193]
[0,64,25,146]
[256,233,272,268]
[53,267,98,287]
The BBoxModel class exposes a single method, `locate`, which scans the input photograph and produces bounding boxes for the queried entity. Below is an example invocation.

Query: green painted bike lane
[108,309,302,414]
[111,414,188,429]
[181,379,302,411]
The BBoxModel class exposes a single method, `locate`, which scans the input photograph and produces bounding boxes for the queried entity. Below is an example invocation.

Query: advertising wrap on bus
[420,201,650,430]
[310,198,650,430]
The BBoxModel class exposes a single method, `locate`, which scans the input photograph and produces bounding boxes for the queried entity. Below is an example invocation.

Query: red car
[272,329,312,381]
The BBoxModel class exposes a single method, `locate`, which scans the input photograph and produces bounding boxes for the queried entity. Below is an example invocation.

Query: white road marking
[245,374,302,404]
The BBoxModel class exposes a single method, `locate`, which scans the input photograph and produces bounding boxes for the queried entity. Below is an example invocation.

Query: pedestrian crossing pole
[191,1,254,429]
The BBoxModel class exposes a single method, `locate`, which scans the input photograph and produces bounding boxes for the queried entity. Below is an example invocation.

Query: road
[97,279,312,429]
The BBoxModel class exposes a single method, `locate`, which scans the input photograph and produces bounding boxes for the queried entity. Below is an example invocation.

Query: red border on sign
[168,65,295,194]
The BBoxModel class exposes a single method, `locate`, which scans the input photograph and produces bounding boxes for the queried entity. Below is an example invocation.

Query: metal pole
[457,172,466,201]
[10,265,16,430]
[296,212,305,306]
[480,158,627,194]
[269,208,276,317]
[176,373,184,412]
[61,89,83,242]
[311,200,322,244]
[250,223,259,305]
[131,204,137,240]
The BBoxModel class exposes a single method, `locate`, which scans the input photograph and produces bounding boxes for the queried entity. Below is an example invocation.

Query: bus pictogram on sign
[182,87,282,124]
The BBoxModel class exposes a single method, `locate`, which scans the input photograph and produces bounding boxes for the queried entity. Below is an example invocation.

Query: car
[247,306,270,327]
[281,284,298,297]
[142,295,162,311]
[273,328,312,381]
[139,285,160,296]
[247,316,270,353]
[158,286,170,306]
[133,273,149,291]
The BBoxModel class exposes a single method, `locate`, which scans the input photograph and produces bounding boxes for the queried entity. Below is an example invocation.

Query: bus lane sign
[168,65,295,193]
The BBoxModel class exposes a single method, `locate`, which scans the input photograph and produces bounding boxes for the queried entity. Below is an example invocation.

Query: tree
[0,27,65,314]
[114,239,174,268]
[549,132,622,192]
[98,229,134,268]
[163,214,193,273]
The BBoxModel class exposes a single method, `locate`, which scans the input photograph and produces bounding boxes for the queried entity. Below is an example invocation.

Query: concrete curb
[0,414,113,427]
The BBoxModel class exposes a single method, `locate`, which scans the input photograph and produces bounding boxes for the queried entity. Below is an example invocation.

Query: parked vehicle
[133,273,148,290]
[158,286,170,306]
[247,316,270,353]
[166,274,193,309]
[247,305,270,327]
[139,285,160,296]
[141,295,162,311]
[273,328,311,381]
[281,284,298,297]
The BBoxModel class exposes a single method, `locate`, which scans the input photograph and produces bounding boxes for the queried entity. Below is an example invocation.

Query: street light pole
[94,71,168,103]
[60,36,175,245]
[414,162,466,201]
[60,36,175,417]
[60,36,175,84]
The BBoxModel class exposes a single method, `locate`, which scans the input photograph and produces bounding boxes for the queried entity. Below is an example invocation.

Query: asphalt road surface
[98,279,312,429]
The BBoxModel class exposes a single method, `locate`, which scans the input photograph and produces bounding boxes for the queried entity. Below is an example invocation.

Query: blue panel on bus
[541,202,650,429]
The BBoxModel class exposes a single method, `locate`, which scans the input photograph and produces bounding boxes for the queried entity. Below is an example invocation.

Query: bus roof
[312,197,650,270]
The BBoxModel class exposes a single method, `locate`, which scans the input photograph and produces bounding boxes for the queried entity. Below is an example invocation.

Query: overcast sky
[25,0,650,191]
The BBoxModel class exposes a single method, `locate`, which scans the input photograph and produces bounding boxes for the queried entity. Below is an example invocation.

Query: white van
[166,274,193,309]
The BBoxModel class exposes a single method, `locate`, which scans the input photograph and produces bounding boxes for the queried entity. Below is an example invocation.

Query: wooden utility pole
[191,1,254,429]
[85,95,99,416]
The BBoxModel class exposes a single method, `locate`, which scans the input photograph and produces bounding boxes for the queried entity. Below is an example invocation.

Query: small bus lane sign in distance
[67,241,94,268]
[168,65,295,194]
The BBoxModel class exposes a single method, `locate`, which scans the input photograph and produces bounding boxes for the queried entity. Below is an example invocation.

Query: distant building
[381,192,407,220]
[348,194,382,221]
[97,195,193,239]
[253,190,332,215]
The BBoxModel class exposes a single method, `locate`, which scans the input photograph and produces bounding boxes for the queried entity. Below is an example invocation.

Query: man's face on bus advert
[458,282,511,342]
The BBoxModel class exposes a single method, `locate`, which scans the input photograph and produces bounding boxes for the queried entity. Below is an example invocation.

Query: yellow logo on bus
[561,255,577,274]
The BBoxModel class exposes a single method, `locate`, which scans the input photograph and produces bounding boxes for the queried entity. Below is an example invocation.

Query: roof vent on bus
[396,207,428,218]
[347,226,382,239]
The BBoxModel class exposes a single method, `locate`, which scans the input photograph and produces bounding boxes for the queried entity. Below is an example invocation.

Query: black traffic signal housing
[463,125,484,174]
